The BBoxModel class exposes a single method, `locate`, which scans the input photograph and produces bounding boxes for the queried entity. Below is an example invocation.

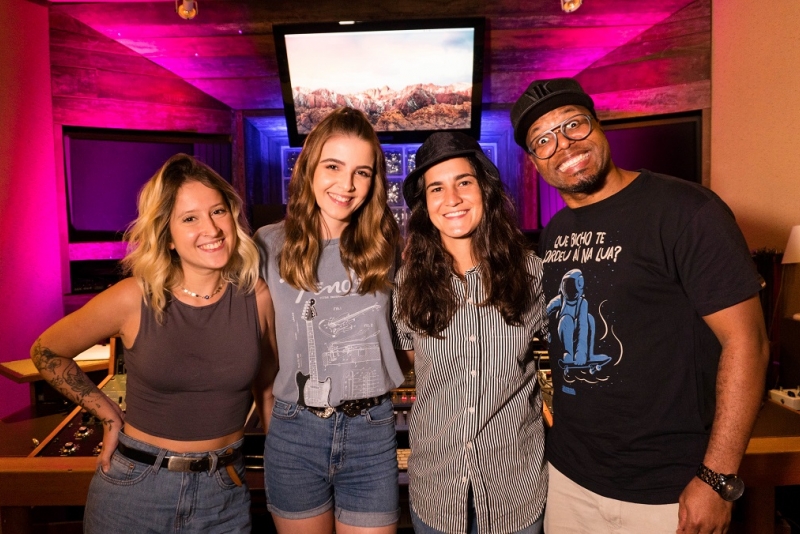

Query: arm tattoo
[31,338,119,427]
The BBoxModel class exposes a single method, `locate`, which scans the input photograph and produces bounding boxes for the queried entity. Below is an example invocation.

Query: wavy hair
[397,155,533,337]
[280,107,399,294]
[121,153,260,323]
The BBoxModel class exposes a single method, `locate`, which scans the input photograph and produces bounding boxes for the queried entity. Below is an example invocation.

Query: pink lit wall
[0,0,64,418]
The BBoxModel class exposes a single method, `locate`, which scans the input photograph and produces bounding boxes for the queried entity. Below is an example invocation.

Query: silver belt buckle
[317,406,336,418]
[166,456,196,472]
[307,405,336,418]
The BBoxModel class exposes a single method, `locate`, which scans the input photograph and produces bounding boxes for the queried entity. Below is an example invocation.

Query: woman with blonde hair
[254,107,403,534]
[31,153,277,533]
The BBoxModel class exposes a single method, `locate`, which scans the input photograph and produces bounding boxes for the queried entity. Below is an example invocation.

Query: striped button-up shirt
[393,253,547,534]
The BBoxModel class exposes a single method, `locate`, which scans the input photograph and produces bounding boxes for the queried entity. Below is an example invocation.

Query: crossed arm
[677,295,769,534]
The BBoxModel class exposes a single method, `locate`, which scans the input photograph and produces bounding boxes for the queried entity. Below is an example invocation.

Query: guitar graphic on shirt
[296,299,332,408]
[318,304,381,337]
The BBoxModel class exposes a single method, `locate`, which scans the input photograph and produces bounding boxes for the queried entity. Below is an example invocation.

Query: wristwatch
[696,463,745,501]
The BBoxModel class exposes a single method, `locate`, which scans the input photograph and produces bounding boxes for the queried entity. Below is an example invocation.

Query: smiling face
[527,105,612,200]
[423,157,484,251]
[168,180,235,276]
[312,134,374,238]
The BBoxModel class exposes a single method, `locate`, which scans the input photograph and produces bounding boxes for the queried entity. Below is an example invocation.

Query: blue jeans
[264,397,400,527]
[410,491,544,534]
[83,432,250,534]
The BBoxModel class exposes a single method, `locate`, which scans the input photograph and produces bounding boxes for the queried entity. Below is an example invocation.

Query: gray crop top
[123,284,262,441]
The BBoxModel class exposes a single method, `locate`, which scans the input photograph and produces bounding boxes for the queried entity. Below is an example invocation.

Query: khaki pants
[544,463,680,534]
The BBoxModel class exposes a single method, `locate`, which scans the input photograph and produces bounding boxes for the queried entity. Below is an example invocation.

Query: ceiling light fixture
[561,0,582,13]
[176,0,198,20]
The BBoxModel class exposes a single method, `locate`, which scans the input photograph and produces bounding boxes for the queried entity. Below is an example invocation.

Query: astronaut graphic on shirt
[547,268,613,375]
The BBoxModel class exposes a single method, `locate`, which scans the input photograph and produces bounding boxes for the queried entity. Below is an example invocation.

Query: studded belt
[303,394,388,419]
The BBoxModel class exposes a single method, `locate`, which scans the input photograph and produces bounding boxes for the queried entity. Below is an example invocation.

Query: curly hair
[280,107,400,294]
[121,153,260,323]
[397,155,533,337]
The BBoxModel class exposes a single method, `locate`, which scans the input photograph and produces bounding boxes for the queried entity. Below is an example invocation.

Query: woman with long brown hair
[254,107,403,534]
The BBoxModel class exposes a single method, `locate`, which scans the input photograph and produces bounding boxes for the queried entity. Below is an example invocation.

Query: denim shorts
[83,432,250,534]
[264,397,400,527]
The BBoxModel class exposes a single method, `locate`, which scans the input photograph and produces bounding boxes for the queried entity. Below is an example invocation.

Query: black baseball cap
[511,78,597,149]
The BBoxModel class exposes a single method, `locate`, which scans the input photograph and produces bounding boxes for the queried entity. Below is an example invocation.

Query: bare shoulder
[36,278,144,356]
[77,278,143,326]
[255,279,274,311]
[254,278,276,336]
[90,277,143,315]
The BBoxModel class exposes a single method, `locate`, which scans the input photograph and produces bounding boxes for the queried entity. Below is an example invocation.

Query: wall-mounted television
[273,18,485,147]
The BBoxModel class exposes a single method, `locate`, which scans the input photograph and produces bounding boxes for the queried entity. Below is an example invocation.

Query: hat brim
[402,148,497,208]
[513,92,596,148]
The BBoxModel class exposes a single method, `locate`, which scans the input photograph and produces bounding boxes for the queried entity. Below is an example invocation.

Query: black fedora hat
[510,77,596,149]
[403,132,499,208]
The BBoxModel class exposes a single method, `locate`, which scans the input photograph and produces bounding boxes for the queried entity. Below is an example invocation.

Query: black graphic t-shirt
[540,170,762,504]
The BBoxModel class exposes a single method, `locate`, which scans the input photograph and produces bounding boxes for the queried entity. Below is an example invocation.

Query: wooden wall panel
[187,77,282,111]
[576,0,711,117]
[591,80,711,122]
[485,0,695,23]
[52,0,710,116]
[49,9,231,134]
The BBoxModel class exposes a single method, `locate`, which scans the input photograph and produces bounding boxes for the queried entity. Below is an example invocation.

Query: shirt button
[468,335,476,342]
[462,476,468,483]
[470,370,477,377]
[466,442,473,450]
[468,407,475,414]
[466,298,473,304]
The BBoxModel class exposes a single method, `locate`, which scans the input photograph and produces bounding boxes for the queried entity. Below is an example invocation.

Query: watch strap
[696,463,723,491]
[696,462,744,501]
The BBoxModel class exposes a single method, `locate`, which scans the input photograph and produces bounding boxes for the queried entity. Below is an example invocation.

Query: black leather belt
[116,442,241,473]
[304,394,388,419]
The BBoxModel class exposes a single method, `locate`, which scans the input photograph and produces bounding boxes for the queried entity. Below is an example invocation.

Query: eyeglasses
[526,114,594,160]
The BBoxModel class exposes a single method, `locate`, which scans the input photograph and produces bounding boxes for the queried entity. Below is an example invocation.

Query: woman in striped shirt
[393,131,548,534]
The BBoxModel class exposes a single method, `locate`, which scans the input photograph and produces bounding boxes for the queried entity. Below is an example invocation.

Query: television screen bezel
[273,17,486,147]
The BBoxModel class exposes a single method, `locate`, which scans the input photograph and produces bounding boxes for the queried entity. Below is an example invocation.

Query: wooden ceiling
[46,0,703,111]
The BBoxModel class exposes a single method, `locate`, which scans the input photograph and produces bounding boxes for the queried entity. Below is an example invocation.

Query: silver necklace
[180,283,224,300]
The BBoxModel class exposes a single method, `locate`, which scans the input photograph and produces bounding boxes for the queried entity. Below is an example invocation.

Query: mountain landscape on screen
[293,82,472,133]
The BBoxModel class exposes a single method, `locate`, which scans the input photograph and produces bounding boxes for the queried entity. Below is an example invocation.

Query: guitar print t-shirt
[255,222,404,407]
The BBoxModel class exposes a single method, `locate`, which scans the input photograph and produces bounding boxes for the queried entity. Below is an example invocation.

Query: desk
[0,358,109,384]
[739,399,800,533]
[0,345,113,406]
[1,398,799,532]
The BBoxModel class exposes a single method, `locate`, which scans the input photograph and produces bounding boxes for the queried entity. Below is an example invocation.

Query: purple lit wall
[0,0,64,418]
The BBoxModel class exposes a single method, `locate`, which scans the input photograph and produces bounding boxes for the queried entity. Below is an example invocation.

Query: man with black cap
[392,131,548,533]
[511,78,769,533]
